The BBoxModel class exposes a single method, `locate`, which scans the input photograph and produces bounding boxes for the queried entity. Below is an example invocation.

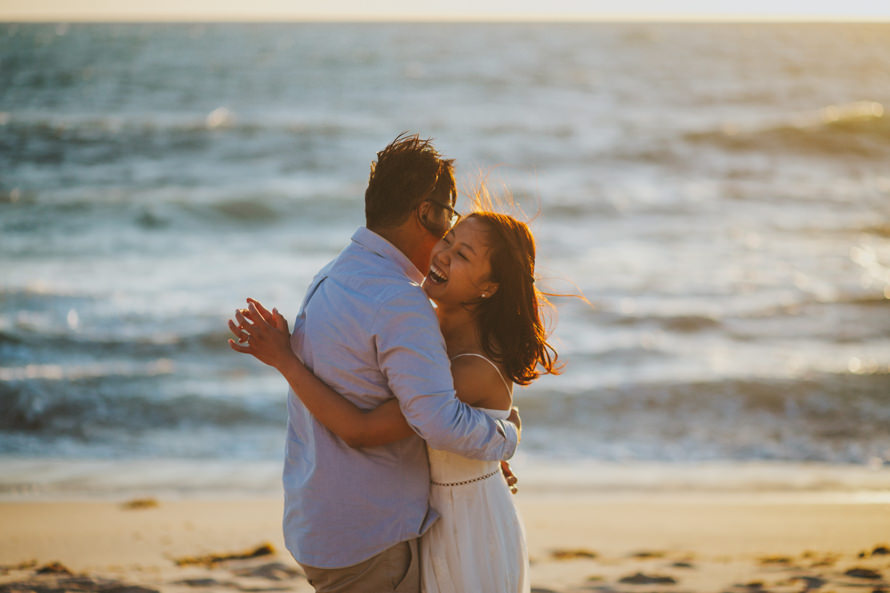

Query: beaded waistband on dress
[430,468,500,487]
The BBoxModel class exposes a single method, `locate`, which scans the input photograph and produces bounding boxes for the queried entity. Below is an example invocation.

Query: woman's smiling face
[423,216,499,306]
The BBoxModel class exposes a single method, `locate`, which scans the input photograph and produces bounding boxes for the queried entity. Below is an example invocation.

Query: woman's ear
[481,281,499,299]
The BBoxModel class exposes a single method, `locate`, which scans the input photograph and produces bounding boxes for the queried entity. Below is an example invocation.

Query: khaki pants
[300,539,420,593]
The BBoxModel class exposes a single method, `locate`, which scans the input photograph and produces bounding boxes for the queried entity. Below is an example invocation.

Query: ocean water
[2,22,890,498]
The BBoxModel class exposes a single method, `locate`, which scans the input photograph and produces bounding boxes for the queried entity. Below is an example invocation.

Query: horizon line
[3,13,890,24]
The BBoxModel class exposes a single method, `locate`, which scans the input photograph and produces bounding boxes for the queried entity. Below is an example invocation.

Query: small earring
[481,293,488,298]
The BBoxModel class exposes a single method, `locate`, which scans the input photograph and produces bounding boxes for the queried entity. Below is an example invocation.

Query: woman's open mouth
[428,263,448,284]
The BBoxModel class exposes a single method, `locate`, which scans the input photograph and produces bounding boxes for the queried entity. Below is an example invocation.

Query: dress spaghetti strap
[450,353,513,397]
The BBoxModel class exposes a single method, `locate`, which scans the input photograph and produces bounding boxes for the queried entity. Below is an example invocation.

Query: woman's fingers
[239,299,288,335]
[228,318,248,342]
[231,306,266,346]
[235,309,252,329]
[228,338,253,353]
[247,298,273,320]
[248,301,271,329]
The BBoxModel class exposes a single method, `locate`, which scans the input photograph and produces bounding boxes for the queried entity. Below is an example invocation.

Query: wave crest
[685,101,890,159]
[0,378,282,435]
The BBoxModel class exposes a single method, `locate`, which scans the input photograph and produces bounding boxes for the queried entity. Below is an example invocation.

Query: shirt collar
[351,227,426,285]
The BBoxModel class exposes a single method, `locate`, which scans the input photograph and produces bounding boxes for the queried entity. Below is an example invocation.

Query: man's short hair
[365,133,456,229]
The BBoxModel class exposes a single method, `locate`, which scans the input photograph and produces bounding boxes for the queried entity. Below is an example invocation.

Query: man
[229,133,520,592]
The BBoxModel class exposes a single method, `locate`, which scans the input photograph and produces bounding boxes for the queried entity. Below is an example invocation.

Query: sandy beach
[2,492,889,593]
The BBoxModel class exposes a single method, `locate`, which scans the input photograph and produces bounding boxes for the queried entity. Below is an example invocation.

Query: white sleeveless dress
[420,354,530,593]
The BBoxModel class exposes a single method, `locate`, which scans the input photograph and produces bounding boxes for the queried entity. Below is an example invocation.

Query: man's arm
[374,288,519,461]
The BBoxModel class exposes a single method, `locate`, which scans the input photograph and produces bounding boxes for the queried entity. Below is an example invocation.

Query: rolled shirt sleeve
[373,286,518,461]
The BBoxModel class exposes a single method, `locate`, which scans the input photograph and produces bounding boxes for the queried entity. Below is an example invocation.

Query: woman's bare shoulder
[450,355,512,411]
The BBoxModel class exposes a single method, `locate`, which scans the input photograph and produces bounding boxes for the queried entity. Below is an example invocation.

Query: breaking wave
[684,101,890,159]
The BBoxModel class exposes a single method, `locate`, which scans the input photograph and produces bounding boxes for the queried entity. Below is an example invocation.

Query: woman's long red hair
[469,211,560,385]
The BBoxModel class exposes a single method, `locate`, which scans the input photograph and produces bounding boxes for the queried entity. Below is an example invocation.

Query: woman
[230,210,558,593]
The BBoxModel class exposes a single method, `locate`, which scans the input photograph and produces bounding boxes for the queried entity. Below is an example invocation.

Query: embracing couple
[228,133,558,593]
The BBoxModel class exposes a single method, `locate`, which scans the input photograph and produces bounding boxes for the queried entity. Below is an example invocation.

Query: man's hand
[501,460,518,495]
[227,298,292,370]
[502,405,521,494]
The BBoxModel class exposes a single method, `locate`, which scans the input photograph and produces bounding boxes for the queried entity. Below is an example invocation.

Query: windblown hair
[469,212,560,385]
[365,132,456,229]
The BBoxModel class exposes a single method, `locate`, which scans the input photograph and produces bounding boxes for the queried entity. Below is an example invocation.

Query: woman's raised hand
[228,298,292,370]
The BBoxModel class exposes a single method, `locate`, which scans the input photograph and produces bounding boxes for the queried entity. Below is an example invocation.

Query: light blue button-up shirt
[282,227,519,569]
